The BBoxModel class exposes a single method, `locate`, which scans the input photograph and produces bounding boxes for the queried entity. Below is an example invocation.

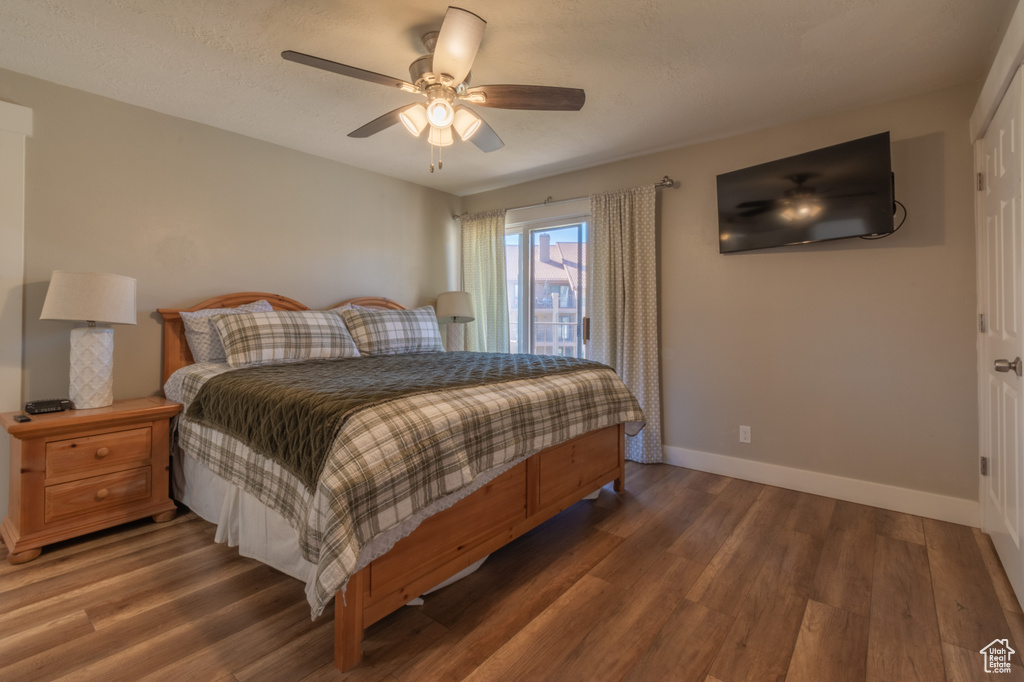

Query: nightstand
[1,397,182,564]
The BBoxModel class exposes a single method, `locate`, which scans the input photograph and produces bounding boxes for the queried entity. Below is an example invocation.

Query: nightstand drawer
[44,467,152,523]
[46,427,152,479]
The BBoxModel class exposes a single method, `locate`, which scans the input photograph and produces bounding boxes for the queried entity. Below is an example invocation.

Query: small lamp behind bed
[435,291,474,352]
[40,270,137,409]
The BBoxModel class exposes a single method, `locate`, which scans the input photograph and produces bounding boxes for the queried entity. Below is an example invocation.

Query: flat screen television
[717,132,894,254]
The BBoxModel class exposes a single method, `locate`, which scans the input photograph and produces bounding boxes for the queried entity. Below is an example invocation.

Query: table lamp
[40,271,137,409]
[435,291,474,351]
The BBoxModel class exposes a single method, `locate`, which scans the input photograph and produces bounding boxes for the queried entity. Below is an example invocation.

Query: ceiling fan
[737,174,823,219]
[282,6,586,171]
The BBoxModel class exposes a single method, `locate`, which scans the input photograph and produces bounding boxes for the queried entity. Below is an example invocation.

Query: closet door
[980,65,1024,604]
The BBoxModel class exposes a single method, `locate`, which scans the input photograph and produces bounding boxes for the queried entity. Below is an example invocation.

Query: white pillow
[181,299,273,363]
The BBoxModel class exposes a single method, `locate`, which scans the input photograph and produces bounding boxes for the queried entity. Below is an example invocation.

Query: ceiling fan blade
[282,50,414,91]
[739,206,774,218]
[470,116,504,153]
[465,84,586,111]
[432,7,485,85]
[347,106,411,138]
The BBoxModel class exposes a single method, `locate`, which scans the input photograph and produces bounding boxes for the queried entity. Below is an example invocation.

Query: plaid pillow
[214,310,360,367]
[340,306,444,355]
[181,299,274,363]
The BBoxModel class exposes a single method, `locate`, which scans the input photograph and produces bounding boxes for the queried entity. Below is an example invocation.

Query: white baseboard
[662,445,980,528]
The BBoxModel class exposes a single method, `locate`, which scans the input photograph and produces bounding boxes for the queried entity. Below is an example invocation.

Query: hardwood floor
[1,462,1021,681]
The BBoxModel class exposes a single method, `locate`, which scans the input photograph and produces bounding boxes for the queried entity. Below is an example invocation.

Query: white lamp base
[69,326,114,409]
[445,323,465,352]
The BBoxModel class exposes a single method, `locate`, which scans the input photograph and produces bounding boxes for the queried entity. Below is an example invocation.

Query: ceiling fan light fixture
[428,125,454,147]
[453,108,481,140]
[400,103,429,136]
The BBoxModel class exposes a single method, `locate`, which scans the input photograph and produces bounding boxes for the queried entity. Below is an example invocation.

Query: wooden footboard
[334,422,626,671]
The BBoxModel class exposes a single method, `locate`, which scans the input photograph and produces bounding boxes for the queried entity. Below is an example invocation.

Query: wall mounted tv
[717,132,894,254]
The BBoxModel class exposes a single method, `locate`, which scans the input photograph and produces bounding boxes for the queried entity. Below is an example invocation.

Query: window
[506,216,588,357]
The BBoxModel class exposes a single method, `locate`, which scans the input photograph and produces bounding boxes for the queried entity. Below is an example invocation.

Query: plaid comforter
[165,356,645,616]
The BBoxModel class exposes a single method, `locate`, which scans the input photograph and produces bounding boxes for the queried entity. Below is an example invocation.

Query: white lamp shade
[436,291,474,323]
[40,271,137,324]
[453,108,482,141]
[400,103,429,136]
[428,125,454,147]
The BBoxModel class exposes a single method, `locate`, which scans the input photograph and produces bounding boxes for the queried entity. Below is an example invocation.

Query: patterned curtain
[461,209,510,353]
[589,185,662,463]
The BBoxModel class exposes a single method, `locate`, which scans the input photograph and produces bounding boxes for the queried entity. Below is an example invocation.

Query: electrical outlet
[739,425,751,443]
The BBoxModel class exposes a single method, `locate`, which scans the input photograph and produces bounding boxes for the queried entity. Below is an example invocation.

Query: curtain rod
[453,175,675,221]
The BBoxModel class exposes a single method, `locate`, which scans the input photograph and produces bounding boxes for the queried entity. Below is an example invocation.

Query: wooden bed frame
[157,292,626,672]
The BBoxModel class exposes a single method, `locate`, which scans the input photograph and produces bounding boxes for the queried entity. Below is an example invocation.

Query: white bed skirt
[175,451,319,583]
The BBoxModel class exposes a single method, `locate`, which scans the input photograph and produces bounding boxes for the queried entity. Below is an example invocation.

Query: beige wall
[0,67,460,516]
[463,84,979,501]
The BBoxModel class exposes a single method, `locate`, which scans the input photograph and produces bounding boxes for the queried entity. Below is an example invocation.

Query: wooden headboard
[156,292,405,384]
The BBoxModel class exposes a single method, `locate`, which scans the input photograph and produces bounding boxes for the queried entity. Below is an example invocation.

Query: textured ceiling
[0,0,1015,196]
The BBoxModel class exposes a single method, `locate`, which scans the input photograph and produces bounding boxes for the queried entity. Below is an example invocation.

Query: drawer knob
[95,447,110,459]
[95,488,109,501]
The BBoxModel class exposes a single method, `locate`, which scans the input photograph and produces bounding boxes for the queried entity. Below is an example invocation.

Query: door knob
[995,357,1023,376]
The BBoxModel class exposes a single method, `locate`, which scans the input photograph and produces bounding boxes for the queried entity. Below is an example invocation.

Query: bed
[158,292,645,671]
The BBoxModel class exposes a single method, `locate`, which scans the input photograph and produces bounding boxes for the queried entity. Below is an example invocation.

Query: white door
[980,65,1024,603]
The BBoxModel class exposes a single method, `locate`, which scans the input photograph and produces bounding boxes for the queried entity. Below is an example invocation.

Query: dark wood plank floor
[1,462,1021,681]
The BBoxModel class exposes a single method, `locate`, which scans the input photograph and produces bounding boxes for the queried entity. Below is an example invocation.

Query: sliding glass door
[506,221,587,357]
